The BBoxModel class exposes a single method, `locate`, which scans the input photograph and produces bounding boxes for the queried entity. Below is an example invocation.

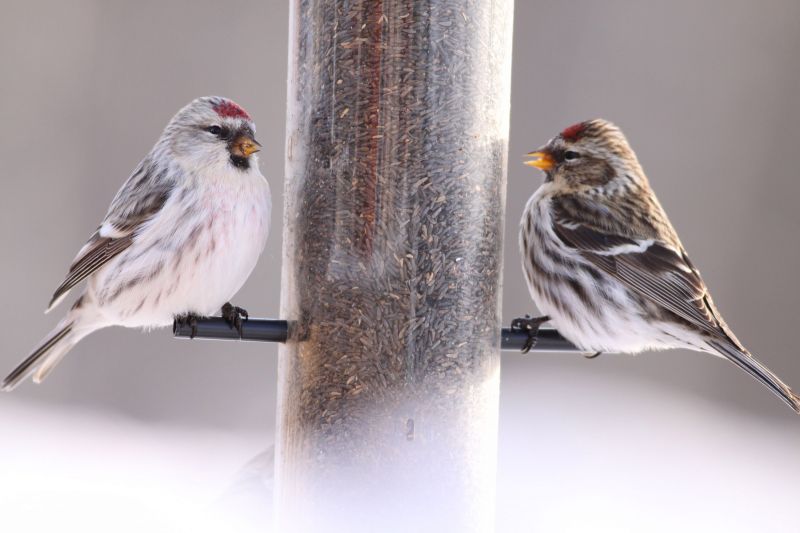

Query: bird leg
[175,313,200,339]
[510,314,551,354]
[221,302,248,337]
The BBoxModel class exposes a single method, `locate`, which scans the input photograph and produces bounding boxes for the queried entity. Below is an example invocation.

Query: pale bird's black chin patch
[229,155,250,171]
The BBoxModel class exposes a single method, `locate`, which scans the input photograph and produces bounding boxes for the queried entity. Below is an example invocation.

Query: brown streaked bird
[513,118,800,413]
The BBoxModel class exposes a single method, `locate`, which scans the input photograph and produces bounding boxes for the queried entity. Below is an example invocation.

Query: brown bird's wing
[47,167,174,311]
[550,201,741,346]
[551,202,800,412]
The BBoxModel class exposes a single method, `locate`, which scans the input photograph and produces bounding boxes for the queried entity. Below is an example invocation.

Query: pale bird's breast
[196,178,270,289]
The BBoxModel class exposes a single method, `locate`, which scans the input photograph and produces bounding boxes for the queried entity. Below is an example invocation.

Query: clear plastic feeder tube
[276,1,514,531]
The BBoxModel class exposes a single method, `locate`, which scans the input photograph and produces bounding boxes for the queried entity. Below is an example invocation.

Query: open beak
[232,134,261,158]
[524,150,554,171]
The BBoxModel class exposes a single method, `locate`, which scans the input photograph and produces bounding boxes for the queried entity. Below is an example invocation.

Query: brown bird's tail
[2,312,100,391]
[709,340,800,414]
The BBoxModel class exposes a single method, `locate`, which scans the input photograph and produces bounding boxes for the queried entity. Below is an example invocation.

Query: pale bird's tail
[2,311,100,391]
[709,340,800,414]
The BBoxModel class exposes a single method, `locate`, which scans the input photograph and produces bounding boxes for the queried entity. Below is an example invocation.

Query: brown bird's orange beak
[524,150,554,171]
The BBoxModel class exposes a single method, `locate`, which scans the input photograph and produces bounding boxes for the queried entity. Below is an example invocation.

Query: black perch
[173,317,579,352]
[173,317,289,343]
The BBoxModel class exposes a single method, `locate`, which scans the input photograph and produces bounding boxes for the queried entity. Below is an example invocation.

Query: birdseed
[277,0,513,529]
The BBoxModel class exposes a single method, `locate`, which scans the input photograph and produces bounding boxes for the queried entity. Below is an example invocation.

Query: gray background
[1,1,799,531]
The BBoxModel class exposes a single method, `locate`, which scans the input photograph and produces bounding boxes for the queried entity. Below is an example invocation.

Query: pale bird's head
[162,96,261,173]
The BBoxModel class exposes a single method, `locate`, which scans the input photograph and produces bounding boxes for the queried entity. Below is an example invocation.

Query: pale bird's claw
[221,302,248,337]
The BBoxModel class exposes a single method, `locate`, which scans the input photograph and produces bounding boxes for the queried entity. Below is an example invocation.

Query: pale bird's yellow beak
[524,151,554,171]
[233,135,261,158]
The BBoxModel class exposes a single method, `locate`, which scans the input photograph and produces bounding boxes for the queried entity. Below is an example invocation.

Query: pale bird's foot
[221,302,248,337]
[175,313,200,339]
[510,314,550,354]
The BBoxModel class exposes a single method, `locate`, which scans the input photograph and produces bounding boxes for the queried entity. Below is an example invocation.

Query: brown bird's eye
[206,125,223,136]
[564,151,580,161]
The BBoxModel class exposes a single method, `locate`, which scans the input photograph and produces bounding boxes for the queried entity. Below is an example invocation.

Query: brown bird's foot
[510,315,551,354]
[585,351,602,359]
[221,302,248,337]
[175,313,200,339]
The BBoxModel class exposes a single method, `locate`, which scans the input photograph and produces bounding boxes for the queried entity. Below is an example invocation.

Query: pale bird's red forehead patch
[213,100,251,121]
[560,122,585,142]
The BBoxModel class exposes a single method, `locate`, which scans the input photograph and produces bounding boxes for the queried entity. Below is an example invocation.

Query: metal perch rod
[173,317,579,352]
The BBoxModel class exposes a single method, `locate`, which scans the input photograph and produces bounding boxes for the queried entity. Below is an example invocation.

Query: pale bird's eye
[564,150,581,161]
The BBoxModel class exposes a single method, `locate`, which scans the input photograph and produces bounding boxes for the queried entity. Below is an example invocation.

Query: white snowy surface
[2,362,800,533]
[0,398,271,533]
[496,361,800,533]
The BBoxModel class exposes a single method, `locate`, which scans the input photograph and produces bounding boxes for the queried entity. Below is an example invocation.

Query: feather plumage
[5,96,271,389]
[520,118,799,413]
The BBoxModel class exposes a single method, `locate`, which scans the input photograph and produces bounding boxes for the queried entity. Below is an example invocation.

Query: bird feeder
[277,0,512,530]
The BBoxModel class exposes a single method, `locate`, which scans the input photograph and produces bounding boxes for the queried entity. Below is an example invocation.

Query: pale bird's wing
[47,165,174,311]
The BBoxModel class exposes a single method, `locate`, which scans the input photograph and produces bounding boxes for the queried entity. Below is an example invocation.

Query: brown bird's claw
[585,351,602,359]
[510,314,551,354]
[221,302,248,337]
[175,313,200,339]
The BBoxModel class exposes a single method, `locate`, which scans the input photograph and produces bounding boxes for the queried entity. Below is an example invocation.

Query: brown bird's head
[525,119,645,193]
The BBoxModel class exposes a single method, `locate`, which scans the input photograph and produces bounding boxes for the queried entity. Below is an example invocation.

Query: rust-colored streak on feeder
[276,1,515,531]
[351,3,383,254]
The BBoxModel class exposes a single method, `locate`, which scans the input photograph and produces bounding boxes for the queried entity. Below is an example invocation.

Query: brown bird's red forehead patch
[213,100,251,121]
[560,122,585,142]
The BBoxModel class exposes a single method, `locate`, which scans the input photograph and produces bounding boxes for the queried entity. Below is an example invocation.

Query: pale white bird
[3,96,271,390]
